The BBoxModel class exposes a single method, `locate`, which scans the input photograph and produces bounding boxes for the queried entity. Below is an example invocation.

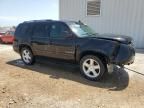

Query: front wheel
[80,55,106,81]
[21,47,35,65]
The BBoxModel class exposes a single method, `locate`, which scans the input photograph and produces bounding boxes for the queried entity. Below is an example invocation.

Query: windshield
[69,23,96,37]
[9,31,14,36]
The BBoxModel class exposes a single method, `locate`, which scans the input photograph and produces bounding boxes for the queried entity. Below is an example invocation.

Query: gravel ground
[0,44,144,108]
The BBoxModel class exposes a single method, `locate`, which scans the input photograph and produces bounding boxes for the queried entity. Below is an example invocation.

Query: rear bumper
[13,41,19,53]
[112,44,135,65]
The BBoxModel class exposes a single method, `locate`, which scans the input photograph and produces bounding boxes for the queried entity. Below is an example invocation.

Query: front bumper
[112,44,135,65]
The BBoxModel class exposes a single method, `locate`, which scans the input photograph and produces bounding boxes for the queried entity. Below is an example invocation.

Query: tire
[80,55,106,81]
[20,47,35,65]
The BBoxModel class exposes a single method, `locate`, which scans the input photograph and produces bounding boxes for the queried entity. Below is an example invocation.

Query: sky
[0,0,59,26]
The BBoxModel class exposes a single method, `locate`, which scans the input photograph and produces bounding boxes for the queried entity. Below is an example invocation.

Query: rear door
[31,23,50,56]
[49,22,76,60]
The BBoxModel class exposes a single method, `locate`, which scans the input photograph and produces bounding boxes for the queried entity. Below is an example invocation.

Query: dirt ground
[0,44,144,108]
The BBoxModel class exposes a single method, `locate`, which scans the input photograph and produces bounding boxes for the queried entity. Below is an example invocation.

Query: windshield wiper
[88,33,98,37]
[81,33,98,37]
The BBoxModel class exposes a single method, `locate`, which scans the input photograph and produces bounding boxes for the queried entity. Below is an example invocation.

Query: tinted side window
[15,24,23,37]
[15,24,32,37]
[21,24,32,36]
[50,23,70,38]
[32,23,49,38]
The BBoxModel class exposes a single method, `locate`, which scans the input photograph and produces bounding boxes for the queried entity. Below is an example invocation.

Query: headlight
[130,40,135,48]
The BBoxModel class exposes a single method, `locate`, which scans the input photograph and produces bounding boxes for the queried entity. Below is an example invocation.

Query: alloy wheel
[22,49,32,64]
[82,58,101,78]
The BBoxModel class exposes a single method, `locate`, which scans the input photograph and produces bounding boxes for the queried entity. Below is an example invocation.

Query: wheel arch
[19,44,32,53]
[79,51,109,64]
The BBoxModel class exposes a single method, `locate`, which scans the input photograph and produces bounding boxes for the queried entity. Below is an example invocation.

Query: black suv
[13,20,135,81]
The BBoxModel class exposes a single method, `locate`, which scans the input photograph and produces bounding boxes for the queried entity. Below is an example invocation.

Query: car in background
[0,31,15,44]
[0,32,5,36]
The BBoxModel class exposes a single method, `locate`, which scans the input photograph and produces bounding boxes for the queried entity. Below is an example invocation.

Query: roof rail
[23,19,53,23]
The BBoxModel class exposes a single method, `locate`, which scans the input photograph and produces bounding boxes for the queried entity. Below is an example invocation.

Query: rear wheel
[20,47,35,65]
[80,55,106,81]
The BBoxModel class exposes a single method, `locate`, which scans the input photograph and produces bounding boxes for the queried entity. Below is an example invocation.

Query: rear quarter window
[15,24,22,37]
[15,24,33,37]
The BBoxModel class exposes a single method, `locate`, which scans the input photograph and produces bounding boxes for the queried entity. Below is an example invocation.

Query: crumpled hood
[95,34,133,44]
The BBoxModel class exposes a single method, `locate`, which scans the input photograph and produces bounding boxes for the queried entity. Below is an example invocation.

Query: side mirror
[63,31,73,38]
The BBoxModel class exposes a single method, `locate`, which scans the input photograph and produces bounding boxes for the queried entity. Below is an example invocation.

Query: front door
[49,22,75,60]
